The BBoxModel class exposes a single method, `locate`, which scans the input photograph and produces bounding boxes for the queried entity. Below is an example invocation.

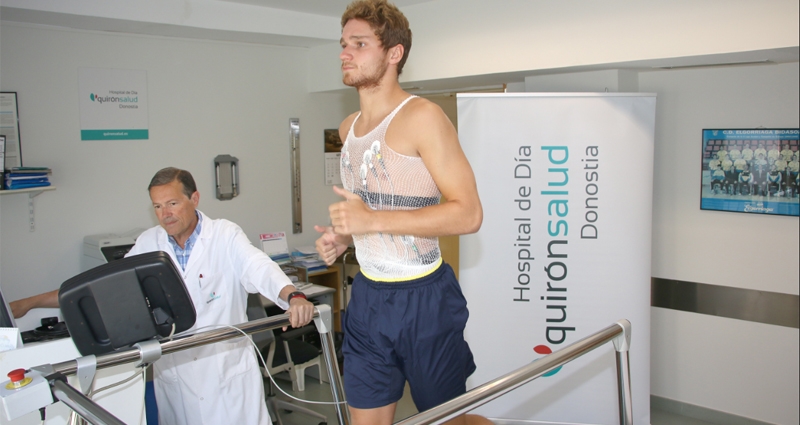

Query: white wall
[643,62,799,295]
[641,62,799,425]
[0,22,358,302]
[524,70,639,92]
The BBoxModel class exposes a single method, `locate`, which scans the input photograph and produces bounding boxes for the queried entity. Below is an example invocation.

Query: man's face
[340,19,390,90]
[150,180,199,242]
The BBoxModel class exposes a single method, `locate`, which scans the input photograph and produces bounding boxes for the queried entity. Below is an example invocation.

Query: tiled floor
[265,373,718,425]
[264,373,418,424]
[650,409,718,425]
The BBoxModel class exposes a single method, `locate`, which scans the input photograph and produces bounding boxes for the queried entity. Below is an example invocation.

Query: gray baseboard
[651,395,776,425]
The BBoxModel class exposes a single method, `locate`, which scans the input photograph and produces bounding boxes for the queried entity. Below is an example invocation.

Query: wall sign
[78,68,149,140]
[458,93,655,424]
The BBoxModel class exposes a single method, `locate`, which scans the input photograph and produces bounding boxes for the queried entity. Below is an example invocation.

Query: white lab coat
[126,210,292,425]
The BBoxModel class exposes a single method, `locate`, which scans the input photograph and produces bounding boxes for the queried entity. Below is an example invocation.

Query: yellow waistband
[361,257,443,282]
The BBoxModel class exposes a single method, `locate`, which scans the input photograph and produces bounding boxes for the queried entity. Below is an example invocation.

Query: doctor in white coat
[126,167,315,425]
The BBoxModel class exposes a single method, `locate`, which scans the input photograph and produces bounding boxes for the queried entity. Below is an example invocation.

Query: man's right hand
[314,225,350,265]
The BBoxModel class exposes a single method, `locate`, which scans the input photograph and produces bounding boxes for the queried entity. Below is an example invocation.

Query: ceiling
[219,0,437,17]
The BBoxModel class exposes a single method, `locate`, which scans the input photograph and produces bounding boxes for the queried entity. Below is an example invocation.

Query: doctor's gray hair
[148,167,198,199]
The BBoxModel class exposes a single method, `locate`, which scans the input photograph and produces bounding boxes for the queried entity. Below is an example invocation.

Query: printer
[82,228,145,272]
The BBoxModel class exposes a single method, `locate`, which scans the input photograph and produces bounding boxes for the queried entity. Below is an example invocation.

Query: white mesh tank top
[341,95,442,281]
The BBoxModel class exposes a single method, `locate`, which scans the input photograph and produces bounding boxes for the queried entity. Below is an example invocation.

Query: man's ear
[388,44,404,64]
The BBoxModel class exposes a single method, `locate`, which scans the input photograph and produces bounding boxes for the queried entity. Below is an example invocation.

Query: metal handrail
[395,319,632,425]
[26,305,350,425]
[47,313,299,375]
[38,315,632,425]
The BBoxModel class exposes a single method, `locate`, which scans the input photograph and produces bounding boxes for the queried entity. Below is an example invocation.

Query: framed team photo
[700,128,799,216]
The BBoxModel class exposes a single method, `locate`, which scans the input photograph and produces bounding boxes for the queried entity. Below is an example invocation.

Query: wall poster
[324,128,343,186]
[78,68,149,141]
[701,128,799,217]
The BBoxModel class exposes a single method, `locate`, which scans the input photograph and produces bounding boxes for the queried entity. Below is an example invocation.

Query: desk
[305,266,344,332]
[290,266,345,332]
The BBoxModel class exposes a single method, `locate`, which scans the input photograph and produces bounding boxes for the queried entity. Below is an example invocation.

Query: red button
[7,369,26,382]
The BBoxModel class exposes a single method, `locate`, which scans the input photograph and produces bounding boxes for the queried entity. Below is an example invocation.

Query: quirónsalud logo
[533,344,563,376]
[90,93,139,106]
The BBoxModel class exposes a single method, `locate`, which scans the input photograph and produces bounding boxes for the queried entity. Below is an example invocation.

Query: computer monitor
[59,251,196,356]
[0,282,24,350]
[0,285,16,329]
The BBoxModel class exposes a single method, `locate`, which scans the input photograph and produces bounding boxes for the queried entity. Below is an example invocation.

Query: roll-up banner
[458,93,655,425]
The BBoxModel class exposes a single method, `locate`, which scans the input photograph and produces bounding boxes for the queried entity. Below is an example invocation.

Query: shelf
[0,186,56,195]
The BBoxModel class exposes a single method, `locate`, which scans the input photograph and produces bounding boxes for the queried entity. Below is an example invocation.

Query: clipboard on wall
[0,135,5,190]
[1,92,23,169]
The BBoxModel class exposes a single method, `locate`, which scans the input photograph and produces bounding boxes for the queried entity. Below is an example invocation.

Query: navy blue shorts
[342,262,476,411]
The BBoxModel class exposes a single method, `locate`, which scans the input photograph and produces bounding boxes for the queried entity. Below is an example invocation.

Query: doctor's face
[150,180,199,245]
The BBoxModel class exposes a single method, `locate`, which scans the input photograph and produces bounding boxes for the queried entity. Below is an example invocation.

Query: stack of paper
[280,265,301,283]
[291,245,327,272]
[4,167,52,190]
[259,232,292,265]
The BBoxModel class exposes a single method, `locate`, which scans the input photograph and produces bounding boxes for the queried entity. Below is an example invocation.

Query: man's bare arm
[10,290,59,318]
[328,98,482,238]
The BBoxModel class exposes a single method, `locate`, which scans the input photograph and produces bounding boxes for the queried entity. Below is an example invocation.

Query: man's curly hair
[341,0,412,75]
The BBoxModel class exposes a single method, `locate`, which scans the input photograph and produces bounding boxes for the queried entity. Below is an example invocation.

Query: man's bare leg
[444,414,495,425]
[349,399,493,425]
[349,403,397,425]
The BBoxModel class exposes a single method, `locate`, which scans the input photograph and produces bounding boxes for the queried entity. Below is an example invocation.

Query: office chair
[246,294,328,425]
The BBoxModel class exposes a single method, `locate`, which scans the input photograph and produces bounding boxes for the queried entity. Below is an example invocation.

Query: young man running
[315,1,491,424]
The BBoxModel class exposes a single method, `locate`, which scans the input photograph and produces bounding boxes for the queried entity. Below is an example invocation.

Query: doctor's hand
[314,224,351,266]
[285,298,315,330]
[328,186,373,236]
